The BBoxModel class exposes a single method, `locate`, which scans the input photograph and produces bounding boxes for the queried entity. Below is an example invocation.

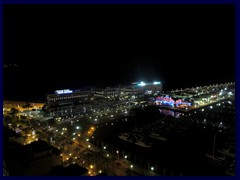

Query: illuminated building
[155,95,191,108]
[46,81,163,116]
[91,87,120,99]
[47,89,91,106]
[47,81,162,106]
[135,81,162,93]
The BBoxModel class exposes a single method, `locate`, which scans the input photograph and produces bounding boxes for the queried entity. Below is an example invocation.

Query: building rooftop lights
[153,81,161,85]
[138,82,146,86]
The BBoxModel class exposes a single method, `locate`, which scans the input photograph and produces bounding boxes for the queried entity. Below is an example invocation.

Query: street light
[151,167,154,171]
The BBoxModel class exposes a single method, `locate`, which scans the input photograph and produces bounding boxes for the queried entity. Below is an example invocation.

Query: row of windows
[49,95,88,101]
[95,92,119,95]
[48,89,145,101]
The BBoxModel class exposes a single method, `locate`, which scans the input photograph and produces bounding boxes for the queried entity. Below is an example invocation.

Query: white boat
[149,133,168,141]
[118,133,133,143]
[135,139,152,148]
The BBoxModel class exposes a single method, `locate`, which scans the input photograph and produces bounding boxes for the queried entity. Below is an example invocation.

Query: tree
[22,102,32,110]
[3,115,11,127]
[42,104,50,115]
[9,108,19,117]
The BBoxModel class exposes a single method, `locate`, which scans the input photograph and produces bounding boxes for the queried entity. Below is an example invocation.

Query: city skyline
[3,4,236,176]
[4,4,235,101]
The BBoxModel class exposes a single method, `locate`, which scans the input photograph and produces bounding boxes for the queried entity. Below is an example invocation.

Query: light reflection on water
[158,109,182,118]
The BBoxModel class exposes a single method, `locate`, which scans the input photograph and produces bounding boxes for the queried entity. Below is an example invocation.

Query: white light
[138,82,146,86]
[151,167,154,171]
[55,90,64,94]
[130,165,133,168]
[124,155,127,159]
[55,89,73,94]
[153,81,161,85]
[76,126,80,130]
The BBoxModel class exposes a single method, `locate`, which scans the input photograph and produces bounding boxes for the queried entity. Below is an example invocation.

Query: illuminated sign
[55,89,73,94]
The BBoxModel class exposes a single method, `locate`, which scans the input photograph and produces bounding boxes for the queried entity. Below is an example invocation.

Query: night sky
[4,4,235,101]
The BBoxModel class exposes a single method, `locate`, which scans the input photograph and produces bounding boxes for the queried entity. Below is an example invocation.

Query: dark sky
[4,4,235,101]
